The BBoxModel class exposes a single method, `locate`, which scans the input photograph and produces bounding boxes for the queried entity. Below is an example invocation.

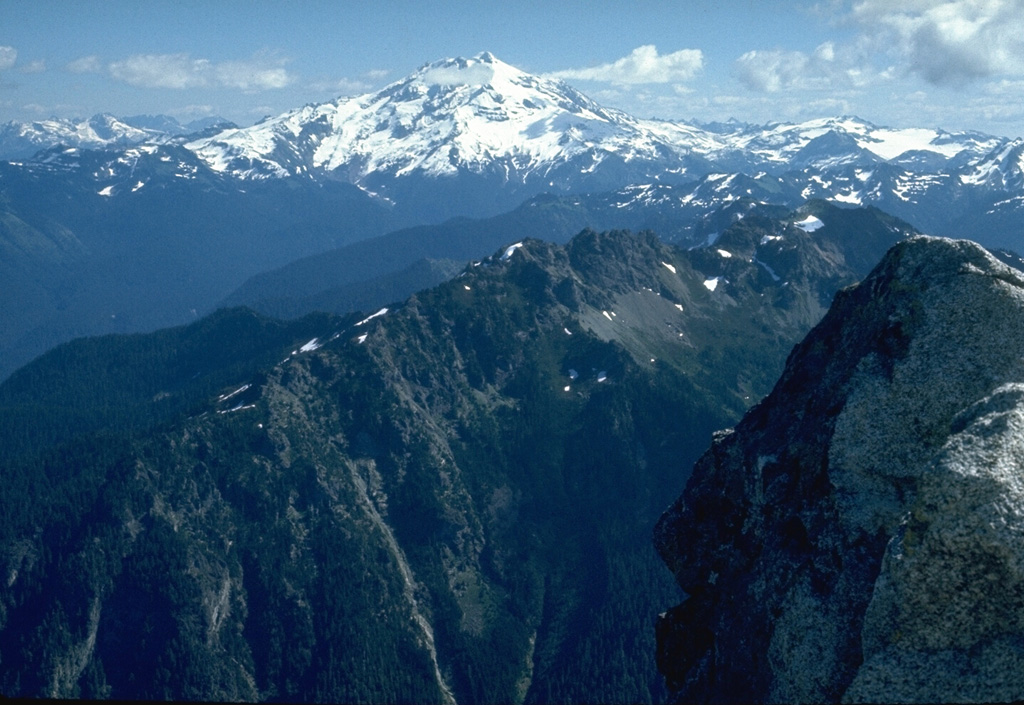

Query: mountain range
[5,50,1024,704]
[0,205,913,702]
[0,113,233,161]
[7,53,1019,229]
[5,52,1024,383]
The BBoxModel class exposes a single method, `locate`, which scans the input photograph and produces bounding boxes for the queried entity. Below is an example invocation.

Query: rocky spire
[654,235,1024,703]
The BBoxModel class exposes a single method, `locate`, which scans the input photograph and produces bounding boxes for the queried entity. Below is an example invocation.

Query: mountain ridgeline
[0,206,912,702]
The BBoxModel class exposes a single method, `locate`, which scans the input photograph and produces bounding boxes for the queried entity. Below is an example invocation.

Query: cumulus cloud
[307,79,361,94]
[104,52,295,90]
[737,39,880,94]
[852,0,1024,85]
[548,45,704,85]
[735,41,868,92]
[310,68,389,95]
[109,54,208,88]
[0,46,16,71]
[177,104,215,117]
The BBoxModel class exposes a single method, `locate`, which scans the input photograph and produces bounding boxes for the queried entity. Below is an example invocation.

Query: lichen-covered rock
[848,383,1024,703]
[655,235,1024,703]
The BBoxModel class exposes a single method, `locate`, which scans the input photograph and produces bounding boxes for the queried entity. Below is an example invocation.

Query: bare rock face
[654,235,1024,703]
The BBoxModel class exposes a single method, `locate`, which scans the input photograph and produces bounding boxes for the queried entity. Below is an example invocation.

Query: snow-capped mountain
[707,116,1001,170]
[4,52,1018,226]
[173,52,1014,224]
[185,52,723,217]
[6,51,1024,240]
[960,137,1024,191]
[185,53,1001,185]
[0,114,233,161]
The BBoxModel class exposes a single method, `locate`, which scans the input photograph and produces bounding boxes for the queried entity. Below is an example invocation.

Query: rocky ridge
[654,235,1024,703]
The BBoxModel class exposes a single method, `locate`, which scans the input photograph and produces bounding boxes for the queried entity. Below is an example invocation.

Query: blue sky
[3,0,1024,137]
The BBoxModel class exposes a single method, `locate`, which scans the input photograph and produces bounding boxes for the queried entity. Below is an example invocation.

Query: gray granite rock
[655,236,1024,703]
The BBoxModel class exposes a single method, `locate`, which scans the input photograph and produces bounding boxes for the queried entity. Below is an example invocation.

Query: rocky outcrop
[654,235,1024,703]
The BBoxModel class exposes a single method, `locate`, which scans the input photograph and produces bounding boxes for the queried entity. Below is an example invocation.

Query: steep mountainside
[0,212,910,703]
[655,236,1024,703]
[218,192,773,319]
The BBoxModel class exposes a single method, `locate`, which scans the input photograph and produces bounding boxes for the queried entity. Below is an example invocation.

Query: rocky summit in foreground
[655,235,1024,703]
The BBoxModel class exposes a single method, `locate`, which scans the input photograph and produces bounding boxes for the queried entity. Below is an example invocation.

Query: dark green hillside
[0,209,913,703]
[0,307,348,465]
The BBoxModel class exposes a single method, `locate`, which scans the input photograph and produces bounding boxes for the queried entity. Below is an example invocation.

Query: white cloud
[176,104,216,117]
[107,53,295,90]
[735,41,867,92]
[852,0,1024,85]
[732,0,1024,107]
[109,54,208,88]
[587,87,626,103]
[66,55,102,74]
[309,77,374,94]
[213,60,291,90]
[19,59,45,74]
[548,45,704,85]
[736,48,812,92]
[0,46,17,71]
[421,63,495,86]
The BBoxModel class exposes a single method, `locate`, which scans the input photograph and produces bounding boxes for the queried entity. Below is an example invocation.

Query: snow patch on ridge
[501,242,524,260]
[355,308,389,326]
[795,215,824,232]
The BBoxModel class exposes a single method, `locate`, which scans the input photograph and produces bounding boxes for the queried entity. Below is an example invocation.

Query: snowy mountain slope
[185,55,1002,187]
[0,114,232,161]
[186,52,718,197]
[711,116,1000,169]
[961,137,1024,190]
[0,114,158,160]
[5,52,1024,245]
[172,52,1018,227]
[4,52,1017,228]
